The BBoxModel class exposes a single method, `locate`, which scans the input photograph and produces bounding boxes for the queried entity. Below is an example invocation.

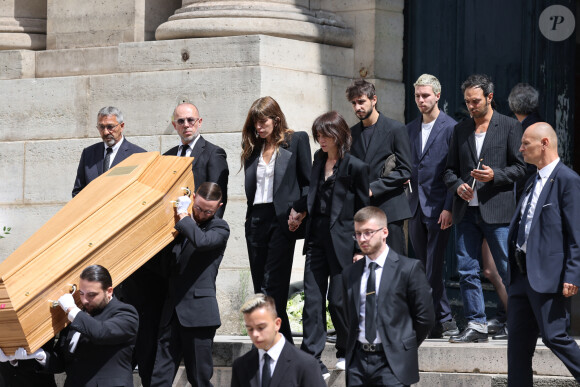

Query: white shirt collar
[364,245,389,269]
[538,157,560,180]
[258,333,285,362]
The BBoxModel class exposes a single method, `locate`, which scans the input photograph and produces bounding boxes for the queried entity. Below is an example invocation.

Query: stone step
[52,335,579,386]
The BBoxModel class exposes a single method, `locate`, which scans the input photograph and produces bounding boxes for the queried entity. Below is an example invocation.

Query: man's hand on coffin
[13,347,46,362]
[58,293,76,313]
[176,195,192,217]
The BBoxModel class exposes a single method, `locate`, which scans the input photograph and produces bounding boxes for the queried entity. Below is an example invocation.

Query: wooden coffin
[0,152,194,354]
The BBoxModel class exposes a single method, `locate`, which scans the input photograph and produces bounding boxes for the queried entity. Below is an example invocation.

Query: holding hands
[288,208,306,232]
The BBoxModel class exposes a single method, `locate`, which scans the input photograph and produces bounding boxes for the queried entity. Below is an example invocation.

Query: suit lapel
[307,152,324,213]
[353,260,365,317]
[270,342,292,387]
[351,123,365,158]
[111,138,129,168]
[478,111,499,163]
[95,143,105,175]
[244,151,260,202]
[411,120,422,161]
[379,250,398,300]
[528,162,562,236]
[247,348,261,387]
[420,114,445,161]
[273,147,291,197]
[363,114,385,164]
[190,136,206,166]
[330,155,349,227]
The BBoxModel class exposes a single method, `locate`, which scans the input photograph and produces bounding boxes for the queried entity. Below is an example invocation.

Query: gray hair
[508,83,539,115]
[240,293,277,317]
[97,106,124,124]
[413,74,441,95]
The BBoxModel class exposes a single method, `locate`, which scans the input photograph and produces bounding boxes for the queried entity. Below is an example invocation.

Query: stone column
[156,0,353,48]
[0,0,46,50]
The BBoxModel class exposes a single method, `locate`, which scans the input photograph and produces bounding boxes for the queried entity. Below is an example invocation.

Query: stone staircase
[54,336,578,386]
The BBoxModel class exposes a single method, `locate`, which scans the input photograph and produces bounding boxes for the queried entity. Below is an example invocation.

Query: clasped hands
[288,209,306,232]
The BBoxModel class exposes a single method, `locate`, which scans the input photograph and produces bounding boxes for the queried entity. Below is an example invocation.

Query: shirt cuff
[67,307,81,322]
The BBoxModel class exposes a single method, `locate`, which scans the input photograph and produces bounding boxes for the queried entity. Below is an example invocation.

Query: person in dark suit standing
[407,74,459,339]
[150,182,230,387]
[508,83,543,201]
[72,106,146,197]
[241,97,311,344]
[295,111,369,377]
[231,294,326,387]
[342,206,434,387]
[444,74,526,343]
[18,264,139,387]
[507,122,580,385]
[346,79,412,255]
[164,102,229,218]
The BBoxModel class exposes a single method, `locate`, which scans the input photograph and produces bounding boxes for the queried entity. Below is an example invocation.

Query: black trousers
[245,203,295,343]
[408,209,452,324]
[300,216,349,373]
[347,344,407,387]
[150,312,216,387]
[386,219,407,256]
[508,268,580,386]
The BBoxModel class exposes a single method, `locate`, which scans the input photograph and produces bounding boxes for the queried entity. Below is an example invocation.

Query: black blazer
[160,215,230,328]
[349,112,412,223]
[165,136,229,218]
[43,297,139,387]
[230,340,326,387]
[72,138,146,197]
[342,251,435,386]
[407,111,456,218]
[443,111,526,224]
[303,151,369,267]
[244,131,311,239]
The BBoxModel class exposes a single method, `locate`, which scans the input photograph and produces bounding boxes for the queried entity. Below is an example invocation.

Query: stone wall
[0,1,405,335]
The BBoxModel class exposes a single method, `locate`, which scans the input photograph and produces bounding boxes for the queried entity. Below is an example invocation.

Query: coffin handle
[49,284,78,309]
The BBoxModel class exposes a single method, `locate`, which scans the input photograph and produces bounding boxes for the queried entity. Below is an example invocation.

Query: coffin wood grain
[0,152,194,354]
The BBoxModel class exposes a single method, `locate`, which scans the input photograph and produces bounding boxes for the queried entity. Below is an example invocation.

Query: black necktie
[517,174,540,247]
[103,147,113,172]
[179,144,189,157]
[365,261,378,344]
[262,353,272,387]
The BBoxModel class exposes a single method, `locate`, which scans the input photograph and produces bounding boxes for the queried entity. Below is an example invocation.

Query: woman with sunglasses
[296,111,369,376]
[241,96,311,343]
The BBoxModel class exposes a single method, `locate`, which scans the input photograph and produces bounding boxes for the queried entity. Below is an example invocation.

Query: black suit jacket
[160,215,230,328]
[165,135,229,218]
[303,151,369,267]
[244,131,311,239]
[342,251,435,386]
[230,340,326,387]
[407,111,456,218]
[443,111,526,224]
[72,137,146,197]
[507,161,580,293]
[349,112,412,222]
[43,297,139,387]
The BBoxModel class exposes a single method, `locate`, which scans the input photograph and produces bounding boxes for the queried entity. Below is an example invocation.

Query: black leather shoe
[492,326,508,340]
[487,318,505,335]
[449,328,488,343]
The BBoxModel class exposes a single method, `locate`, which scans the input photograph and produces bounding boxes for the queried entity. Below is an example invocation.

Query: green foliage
[287,291,334,333]
[0,226,11,239]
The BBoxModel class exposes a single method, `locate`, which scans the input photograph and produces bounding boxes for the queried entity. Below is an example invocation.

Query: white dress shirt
[177,134,201,157]
[469,132,486,207]
[103,136,124,170]
[519,157,559,252]
[258,334,285,382]
[358,246,389,344]
[253,147,277,204]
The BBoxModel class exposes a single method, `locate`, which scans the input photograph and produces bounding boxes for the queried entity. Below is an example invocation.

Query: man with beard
[342,206,434,386]
[14,265,139,386]
[407,74,459,338]
[150,182,230,387]
[444,74,526,343]
[346,79,412,255]
[72,106,146,197]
